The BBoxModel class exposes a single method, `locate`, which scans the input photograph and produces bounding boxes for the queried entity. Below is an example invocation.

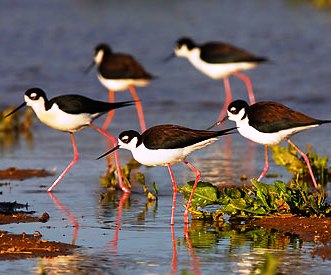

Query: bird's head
[84,43,112,73]
[174,37,196,57]
[226,100,249,123]
[96,130,141,160]
[5,88,47,118]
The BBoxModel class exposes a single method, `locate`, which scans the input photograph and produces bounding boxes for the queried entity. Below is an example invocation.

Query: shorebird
[170,37,267,121]
[222,99,331,188]
[85,43,154,132]
[5,87,134,193]
[97,124,236,225]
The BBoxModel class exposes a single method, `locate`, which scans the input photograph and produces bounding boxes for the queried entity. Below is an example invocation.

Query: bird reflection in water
[48,192,79,245]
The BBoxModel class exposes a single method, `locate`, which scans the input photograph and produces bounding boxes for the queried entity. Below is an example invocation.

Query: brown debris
[251,216,331,260]
[0,212,50,225]
[0,167,53,180]
[251,216,331,244]
[0,231,77,260]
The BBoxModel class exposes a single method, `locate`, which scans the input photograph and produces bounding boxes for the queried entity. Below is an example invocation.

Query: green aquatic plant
[100,158,140,190]
[270,144,329,185]
[100,159,157,201]
[181,179,330,220]
[180,144,331,220]
[0,107,34,132]
[0,107,34,149]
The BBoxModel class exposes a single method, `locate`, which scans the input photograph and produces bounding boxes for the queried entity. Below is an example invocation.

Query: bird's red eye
[230,107,238,114]
[30,93,38,100]
[121,136,129,143]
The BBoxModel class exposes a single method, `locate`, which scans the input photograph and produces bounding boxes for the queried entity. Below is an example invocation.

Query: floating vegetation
[181,180,330,221]
[180,144,331,221]
[271,144,329,185]
[0,107,34,133]
[100,159,158,201]
[0,107,34,149]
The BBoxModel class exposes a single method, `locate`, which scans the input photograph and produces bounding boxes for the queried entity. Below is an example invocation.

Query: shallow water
[1,0,331,274]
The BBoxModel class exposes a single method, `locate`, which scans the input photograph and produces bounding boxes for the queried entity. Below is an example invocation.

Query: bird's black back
[248,101,331,133]
[142,125,236,149]
[47,94,134,115]
[200,42,267,64]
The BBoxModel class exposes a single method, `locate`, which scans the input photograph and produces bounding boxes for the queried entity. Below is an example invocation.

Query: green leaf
[180,181,219,208]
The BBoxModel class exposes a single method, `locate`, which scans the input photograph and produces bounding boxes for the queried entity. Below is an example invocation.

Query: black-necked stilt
[222,99,331,188]
[5,87,134,193]
[97,124,236,225]
[170,37,267,121]
[85,43,154,132]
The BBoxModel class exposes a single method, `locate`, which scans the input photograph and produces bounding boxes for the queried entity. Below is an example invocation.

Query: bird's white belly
[131,138,218,166]
[97,74,150,91]
[190,58,257,79]
[237,123,318,145]
[37,108,91,132]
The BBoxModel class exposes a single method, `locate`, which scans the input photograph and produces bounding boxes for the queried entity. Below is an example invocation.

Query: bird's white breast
[97,74,150,91]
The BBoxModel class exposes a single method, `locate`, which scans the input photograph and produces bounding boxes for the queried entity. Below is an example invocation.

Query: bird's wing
[100,54,152,79]
[142,125,228,149]
[200,42,266,64]
[48,95,133,115]
[248,101,320,133]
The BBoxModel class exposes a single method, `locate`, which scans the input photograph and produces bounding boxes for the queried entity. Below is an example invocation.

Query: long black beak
[4,102,27,118]
[84,61,95,74]
[96,144,120,160]
[206,115,229,130]
[163,52,175,62]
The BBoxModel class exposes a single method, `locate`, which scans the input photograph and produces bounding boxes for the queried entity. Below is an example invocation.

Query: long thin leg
[47,133,79,192]
[129,85,147,132]
[287,138,318,189]
[257,145,269,182]
[183,160,201,225]
[90,123,131,194]
[217,76,233,122]
[233,71,256,104]
[167,164,177,226]
[102,90,115,131]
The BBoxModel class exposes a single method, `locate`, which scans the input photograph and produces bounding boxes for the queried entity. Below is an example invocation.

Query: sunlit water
[1,0,331,274]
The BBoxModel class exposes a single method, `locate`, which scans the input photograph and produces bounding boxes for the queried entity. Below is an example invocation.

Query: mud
[0,231,77,260]
[0,167,77,261]
[0,167,53,180]
[251,216,331,260]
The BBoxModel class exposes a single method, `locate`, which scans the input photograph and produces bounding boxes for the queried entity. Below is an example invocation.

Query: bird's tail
[320,119,331,125]
[107,100,136,110]
[216,126,237,136]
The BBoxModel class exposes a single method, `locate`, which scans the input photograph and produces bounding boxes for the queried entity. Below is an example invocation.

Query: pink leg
[287,139,318,189]
[233,71,256,104]
[47,133,79,192]
[102,90,115,131]
[90,123,131,194]
[167,164,177,226]
[257,145,269,182]
[129,85,147,132]
[217,76,233,122]
[183,160,201,225]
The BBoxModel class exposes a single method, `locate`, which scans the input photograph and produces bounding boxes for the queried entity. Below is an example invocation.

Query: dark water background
[1,0,331,274]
